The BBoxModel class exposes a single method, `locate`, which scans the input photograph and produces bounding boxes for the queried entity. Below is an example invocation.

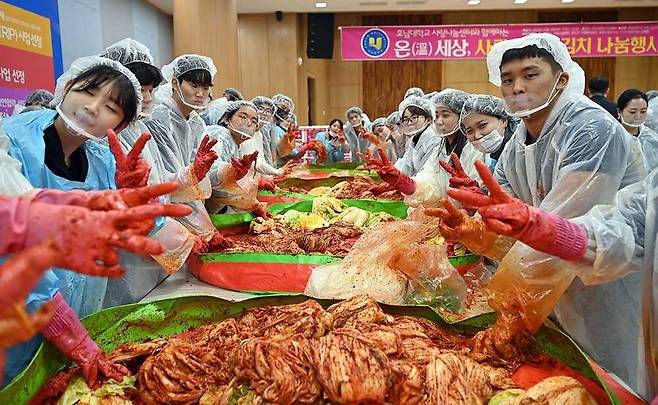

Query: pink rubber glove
[230,151,258,181]
[258,177,276,192]
[193,135,219,181]
[107,129,151,189]
[19,197,192,277]
[378,165,416,195]
[448,161,588,261]
[41,293,131,389]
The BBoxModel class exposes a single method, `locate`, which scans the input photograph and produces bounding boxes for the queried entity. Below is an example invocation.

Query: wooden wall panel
[237,15,271,99]
[361,14,443,120]
[328,14,362,121]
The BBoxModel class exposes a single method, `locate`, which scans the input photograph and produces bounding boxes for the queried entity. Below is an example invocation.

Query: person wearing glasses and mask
[205,100,268,217]
[244,96,287,179]
[617,89,658,171]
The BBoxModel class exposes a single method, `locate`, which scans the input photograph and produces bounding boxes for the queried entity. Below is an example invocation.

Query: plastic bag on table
[168,165,212,203]
[304,219,437,304]
[151,217,196,274]
[177,199,215,241]
[387,243,468,312]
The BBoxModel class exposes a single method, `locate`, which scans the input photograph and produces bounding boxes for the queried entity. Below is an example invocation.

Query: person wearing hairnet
[446,160,658,402]
[144,54,221,246]
[458,94,518,174]
[99,38,203,306]
[21,89,54,113]
[343,106,372,163]
[0,55,151,385]
[648,93,658,133]
[404,86,424,99]
[243,96,288,181]
[385,111,406,159]
[360,96,452,207]
[432,33,647,391]
[616,89,658,172]
[370,117,401,162]
[269,93,295,164]
[223,87,243,102]
[205,100,267,217]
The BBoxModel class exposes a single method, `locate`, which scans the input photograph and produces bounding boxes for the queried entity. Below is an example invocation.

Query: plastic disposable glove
[447,161,588,261]
[41,293,131,389]
[107,129,151,189]
[22,197,192,277]
[193,135,219,181]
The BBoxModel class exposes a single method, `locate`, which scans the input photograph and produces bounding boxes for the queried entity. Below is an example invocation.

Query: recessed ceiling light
[315,1,327,7]
[562,0,575,3]
[467,0,481,5]
[514,0,528,4]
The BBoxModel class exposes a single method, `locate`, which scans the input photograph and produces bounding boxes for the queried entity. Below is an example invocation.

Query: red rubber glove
[107,129,151,189]
[278,125,298,156]
[231,151,259,181]
[258,177,276,192]
[365,147,416,195]
[207,231,229,251]
[293,141,315,158]
[22,198,192,277]
[191,235,209,254]
[41,293,131,389]
[447,161,588,261]
[193,135,219,181]
[440,153,481,190]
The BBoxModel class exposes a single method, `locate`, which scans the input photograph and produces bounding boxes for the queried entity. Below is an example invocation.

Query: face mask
[506,74,562,119]
[228,121,255,140]
[472,129,505,153]
[175,82,208,111]
[275,107,289,121]
[435,123,459,138]
[55,104,103,142]
[405,122,429,137]
[620,115,645,128]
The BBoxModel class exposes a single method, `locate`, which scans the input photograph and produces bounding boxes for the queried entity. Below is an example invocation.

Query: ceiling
[147,0,658,15]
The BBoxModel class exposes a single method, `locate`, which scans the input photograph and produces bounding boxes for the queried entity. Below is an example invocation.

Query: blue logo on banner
[361,29,389,58]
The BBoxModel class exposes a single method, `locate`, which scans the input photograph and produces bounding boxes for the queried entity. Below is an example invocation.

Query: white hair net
[647,97,658,132]
[201,97,228,125]
[220,100,257,122]
[288,112,298,126]
[154,54,216,106]
[346,106,363,118]
[399,95,435,121]
[385,111,400,126]
[252,96,275,109]
[272,93,295,112]
[50,55,142,121]
[405,87,425,98]
[460,94,509,122]
[99,37,154,66]
[371,117,387,129]
[486,33,585,96]
[431,88,470,114]
[423,91,438,100]
[25,89,53,106]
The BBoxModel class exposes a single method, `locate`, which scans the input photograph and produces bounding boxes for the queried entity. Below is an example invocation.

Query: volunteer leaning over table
[429,33,647,393]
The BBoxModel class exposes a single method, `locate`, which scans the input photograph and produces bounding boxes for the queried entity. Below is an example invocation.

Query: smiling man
[482,33,646,391]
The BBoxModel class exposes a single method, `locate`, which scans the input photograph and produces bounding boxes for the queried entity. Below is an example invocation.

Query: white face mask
[55,104,103,142]
[228,121,255,141]
[620,115,645,128]
[436,124,459,138]
[472,129,505,153]
[175,82,209,111]
[405,122,429,137]
[505,74,562,119]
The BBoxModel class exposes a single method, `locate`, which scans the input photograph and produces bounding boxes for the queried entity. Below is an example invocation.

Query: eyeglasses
[257,106,274,115]
[400,115,421,126]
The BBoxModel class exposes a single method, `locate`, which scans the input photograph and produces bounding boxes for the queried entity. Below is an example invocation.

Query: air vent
[358,1,389,5]
[396,0,428,5]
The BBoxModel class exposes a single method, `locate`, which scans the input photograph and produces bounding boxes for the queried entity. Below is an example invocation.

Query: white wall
[57,0,173,69]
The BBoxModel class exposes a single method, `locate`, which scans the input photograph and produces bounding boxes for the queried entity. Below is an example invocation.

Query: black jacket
[590,95,618,118]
